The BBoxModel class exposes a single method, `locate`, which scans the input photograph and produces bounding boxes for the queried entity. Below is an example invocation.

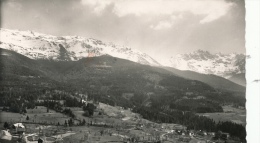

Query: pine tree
[82,119,86,125]
[68,118,74,126]
[26,115,29,120]
[64,120,68,127]
[4,122,9,129]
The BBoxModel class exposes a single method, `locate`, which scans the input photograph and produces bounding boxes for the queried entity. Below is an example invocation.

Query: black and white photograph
[0,0,259,143]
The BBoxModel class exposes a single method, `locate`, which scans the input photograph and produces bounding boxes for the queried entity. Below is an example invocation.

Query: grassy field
[69,104,142,127]
[197,106,246,126]
[0,104,230,143]
[61,126,123,143]
[0,106,70,125]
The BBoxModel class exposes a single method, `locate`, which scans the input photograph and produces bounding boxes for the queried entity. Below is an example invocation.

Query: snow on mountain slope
[0,28,160,66]
[0,28,245,79]
[160,50,245,78]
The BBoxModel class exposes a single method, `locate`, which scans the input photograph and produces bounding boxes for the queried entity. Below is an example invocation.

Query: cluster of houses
[133,122,231,142]
[0,123,26,142]
[0,122,62,143]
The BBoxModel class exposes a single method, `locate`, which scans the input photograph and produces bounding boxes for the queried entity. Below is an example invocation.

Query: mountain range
[0,48,245,111]
[0,28,245,87]
[0,28,160,66]
[160,50,245,80]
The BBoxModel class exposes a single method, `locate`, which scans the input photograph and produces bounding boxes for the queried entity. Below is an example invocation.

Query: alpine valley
[0,29,246,142]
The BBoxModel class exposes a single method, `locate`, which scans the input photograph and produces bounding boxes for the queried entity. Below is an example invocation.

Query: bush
[83,103,96,116]
[83,110,90,117]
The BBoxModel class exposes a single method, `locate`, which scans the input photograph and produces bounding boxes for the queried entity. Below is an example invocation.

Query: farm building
[12,123,25,133]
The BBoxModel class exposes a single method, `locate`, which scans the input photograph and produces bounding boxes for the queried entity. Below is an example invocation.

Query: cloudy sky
[0,0,245,60]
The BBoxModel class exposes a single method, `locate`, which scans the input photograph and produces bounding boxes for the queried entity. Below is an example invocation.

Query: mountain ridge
[163,66,245,93]
[0,28,246,86]
[160,50,246,79]
[0,28,160,66]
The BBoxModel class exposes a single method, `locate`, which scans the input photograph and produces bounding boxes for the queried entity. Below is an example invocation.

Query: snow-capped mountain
[161,50,245,78]
[0,28,246,80]
[0,28,160,66]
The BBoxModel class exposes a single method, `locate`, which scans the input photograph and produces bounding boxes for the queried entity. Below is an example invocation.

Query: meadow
[0,106,70,125]
[197,106,246,126]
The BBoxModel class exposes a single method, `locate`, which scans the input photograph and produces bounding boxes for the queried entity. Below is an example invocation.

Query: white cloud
[150,21,172,30]
[81,0,234,24]
[6,1,23,10]
[81,0,113,14]
[150,14,183,30]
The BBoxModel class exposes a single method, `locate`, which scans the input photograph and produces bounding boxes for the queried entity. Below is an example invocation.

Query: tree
[64,120,68,127]
[26,115,29,120]
[4,122,9,129]
[47,107,49,113]
[68,118,74,126]
[214,131,222,141]
[62,108,75,118]
[2,107,8,111]
[10,103,20,113]
[83,110,90,117]
[83,103,96,116]
[23,108,27,113]
[82,119,86,125]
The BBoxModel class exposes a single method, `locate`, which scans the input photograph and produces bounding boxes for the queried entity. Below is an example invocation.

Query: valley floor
[0,104,244,143]
[197,105,246,126]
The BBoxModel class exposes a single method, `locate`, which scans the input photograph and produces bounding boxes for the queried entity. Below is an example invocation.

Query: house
[197,130,208,136]
[208,132,215,136]
[221,132,230,140]
[203,131,208,136]
[173,124,186,130]
[189,130,195,136]
[13,123,25,128]
[136,123,144,128]
[56,100,65,105]
[37,99,65,105]
[12,123,25,133]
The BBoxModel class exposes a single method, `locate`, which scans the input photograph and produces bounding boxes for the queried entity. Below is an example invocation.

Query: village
[0,99,235,143]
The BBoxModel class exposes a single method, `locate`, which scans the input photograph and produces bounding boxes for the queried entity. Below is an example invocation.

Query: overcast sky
[0,0,245,60]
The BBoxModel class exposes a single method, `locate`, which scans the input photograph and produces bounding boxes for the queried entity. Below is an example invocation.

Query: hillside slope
[0,48,245,112]
[163,66,245,93]
[228,73,246,86]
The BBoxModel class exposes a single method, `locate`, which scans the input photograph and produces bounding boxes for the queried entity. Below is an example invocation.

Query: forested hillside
[0,48,246,141]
